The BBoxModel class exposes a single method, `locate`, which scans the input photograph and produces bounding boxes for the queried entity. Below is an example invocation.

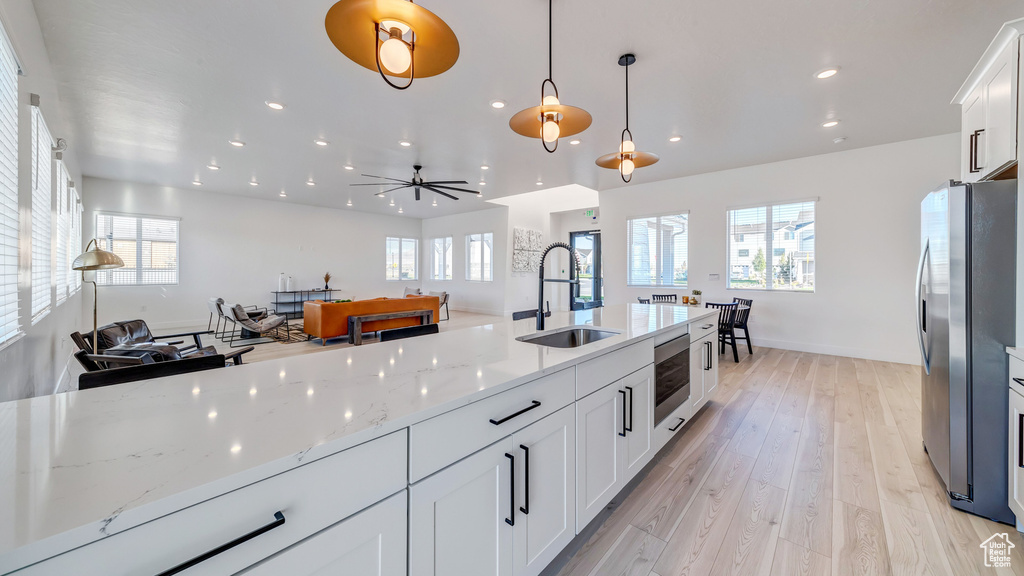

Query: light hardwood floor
[557,347,1024,576]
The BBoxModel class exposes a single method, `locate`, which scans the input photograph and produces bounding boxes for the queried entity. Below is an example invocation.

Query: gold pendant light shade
[325,0,459,87]
[595,150,660,171]
[509,104,592,141]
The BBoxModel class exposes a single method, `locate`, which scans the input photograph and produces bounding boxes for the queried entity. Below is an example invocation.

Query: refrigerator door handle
[916,238,931,375]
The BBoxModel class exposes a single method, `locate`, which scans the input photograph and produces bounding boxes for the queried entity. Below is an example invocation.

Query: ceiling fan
[350,164,480,201]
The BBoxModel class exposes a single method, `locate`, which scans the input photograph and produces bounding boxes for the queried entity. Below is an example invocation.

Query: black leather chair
[732,297,754,354]
[76,351,230,390]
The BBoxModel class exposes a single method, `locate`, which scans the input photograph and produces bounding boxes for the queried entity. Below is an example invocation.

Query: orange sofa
[303,295,440,345]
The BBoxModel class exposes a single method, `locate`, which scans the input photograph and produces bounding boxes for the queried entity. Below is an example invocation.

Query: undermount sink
[516,326,621,348]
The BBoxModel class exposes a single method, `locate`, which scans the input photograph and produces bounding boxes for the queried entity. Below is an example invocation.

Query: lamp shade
[72,239,124,271]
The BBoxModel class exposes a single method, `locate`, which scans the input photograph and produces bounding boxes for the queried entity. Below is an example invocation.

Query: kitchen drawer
[653,395,692,455]
[409,367,575,482]
[689,316,717,342]
[1011,355,1024,396]
[17,432,407,576]
[576,340,653,399]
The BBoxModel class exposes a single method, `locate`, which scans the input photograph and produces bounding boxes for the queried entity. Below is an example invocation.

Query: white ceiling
[30,0,1024,219]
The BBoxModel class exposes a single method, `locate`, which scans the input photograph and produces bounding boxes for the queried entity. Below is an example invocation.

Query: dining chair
[705,302,740,362]
[732,297,754,354]
[637,297,651,304]
[651,294,677,303]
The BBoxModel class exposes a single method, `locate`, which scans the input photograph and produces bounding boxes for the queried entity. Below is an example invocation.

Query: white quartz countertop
[0,303,716,568]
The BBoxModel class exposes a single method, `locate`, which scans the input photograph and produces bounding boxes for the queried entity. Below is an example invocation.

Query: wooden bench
[348,310,434,345]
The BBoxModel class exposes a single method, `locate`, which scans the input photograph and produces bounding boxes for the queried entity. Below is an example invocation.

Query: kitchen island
[0,303,719,575]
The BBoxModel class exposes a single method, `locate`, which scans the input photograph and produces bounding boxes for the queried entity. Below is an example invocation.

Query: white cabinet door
[511,405,576,576]
[622,365,655,479]
[410,438,514,576]
[690,337,706,412]
[241,491,407,576]
[962,84,986,183]
[576,383,622,529]
[1009,387,1024,521]
[984,37,1019,178]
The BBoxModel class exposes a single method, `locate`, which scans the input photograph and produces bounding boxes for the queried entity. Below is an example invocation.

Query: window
[627,213,688,287]
[30,104,52,323]
[386,237,417,281]
[55,160,68,305]
[727,200,815,291]
[95,213,179,285]
[466,232,493,281]
[69,185,81,293]
[430,237,452,280]
[0,23,19,347]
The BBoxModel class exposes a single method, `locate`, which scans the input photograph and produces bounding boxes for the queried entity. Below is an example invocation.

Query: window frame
[726,199,816,293]
[94,211,181,287]
[30,103,52,324]
[465,232,493,282]
[625,211,690,288]
[385,236,418,281]
[429,236,453,281]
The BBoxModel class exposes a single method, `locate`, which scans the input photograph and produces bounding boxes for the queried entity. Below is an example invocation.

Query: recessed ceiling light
[815,67,840,79]
[490,100,506,109]
[821,120,840,128]
[481,165,489,170]
[314,138,329,146]
[432,199,437,206]
[279,190,287,197]
[479,181,486,186]
[536,181,543,186]
[399,140,412,147]
[389,199,395,206]
[192,180,202,186]
[569,139,581,145]
[398,207,404,213]
[344,165,354,171]
[306,180,316,186]
[206,164,220,170]
[376,192,386,198]
[265,101,285,110]
[229,140,245,147]
[347,199,353,206]
[669,136,681,142]
[249,180,259,186]
[833,136,847,144]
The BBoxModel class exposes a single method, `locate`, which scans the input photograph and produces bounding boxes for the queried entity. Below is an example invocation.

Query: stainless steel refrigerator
[918,179,1016,524]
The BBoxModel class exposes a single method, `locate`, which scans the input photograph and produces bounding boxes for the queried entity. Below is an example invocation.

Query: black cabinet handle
[668,417,686,432]
[705,341,712,370]
[156,511,286,576]
[969,132,979,173]
[970,128,985,173]
[520,444,530,515]
[505,452,515,526]
[1019,414,1024,469]
[490,400,542,425]
[625,386,634,433]
[618,389,627,437]
[1014,378,1024,387]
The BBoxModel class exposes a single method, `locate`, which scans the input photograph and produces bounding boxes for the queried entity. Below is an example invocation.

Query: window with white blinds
[429,237,452,280]
[0,23,19,347]
[69,186,81,293]
[30,105,52,323]
[95,213,180,286]
[727,200,815,291]
[466,232,493,282]
[55,160,68,305]
[627,213,689,287]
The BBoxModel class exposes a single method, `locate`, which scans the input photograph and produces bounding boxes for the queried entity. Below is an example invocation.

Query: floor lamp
[72,239,124,352]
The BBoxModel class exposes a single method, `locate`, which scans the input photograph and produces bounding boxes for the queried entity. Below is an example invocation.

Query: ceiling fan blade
[423,185,459,200]
[359,175,411,184]
[350,182,412,186]
[427,184,481,195]
[415,187,421,201]
[424,180,469,185]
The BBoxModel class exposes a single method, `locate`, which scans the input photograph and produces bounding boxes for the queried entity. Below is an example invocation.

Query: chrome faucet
[537,242,581,330]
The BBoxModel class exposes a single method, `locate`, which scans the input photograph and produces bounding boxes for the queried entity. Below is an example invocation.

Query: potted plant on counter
[690,289,701,306]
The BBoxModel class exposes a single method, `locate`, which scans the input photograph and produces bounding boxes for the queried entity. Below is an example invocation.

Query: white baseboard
[450,305,504,317]
[748,336,921,366]
[147,318,211,331]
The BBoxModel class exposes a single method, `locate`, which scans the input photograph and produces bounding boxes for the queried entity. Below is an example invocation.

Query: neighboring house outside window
[386,236,418,281]
[727,200,815,291]
[95,213,180,286]
[627,213,688,287]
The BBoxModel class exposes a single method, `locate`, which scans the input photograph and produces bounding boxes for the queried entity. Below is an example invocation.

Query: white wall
[600,133,960,364]
[0,0,86,401]
[82,177,423,329]
[420,206,508,316]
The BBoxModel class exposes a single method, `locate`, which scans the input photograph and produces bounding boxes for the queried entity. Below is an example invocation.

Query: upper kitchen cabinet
[955,19,1023,183]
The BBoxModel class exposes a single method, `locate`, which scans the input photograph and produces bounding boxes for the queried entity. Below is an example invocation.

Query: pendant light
[325,0,460,90]
[596,54,659,182]
[509,0,591,153]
